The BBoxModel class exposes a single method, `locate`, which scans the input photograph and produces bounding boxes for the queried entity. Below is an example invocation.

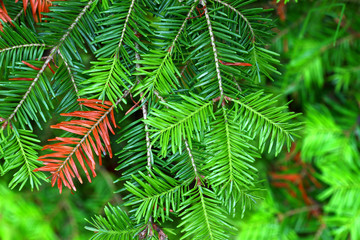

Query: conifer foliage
[34,99,118,193]
[0,0,302,239]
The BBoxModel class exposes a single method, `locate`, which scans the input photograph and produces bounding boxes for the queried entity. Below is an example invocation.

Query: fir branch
[202,0,223,97]
[126,170,189,223]
[205,108,258,195]
[83,0,137,103]
[0,1,316,238]
[86,204,141,239]
[102,0,136,95]
[159,102,211,134]
[230,92,301,155]
[6,0,94,125]
[145,97,213,156]
[222,108,235,184]
[54,94,127,179]
[1,128,46,190]
[14,131,32,181]
[137,4,196,96]
[178,186,232,239]
[232,97,288,136]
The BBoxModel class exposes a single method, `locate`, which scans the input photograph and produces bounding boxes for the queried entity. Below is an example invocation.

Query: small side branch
[277,204,320,221]
[146,5,195,96]
[101,0,135,98]
[180,60,190,76]
[13,7,24,22]
[213,0,255,42]
[153,90,166,103]
[233,77,242,92]
[153,77,201,184]
[153,61,189,102]
[141,96,152,175]
[0,43,46,53]
[57,50,79,98]
[314,222,327,240]
[202,0,224,97]
[117,0,136,50]
[135,40,152,175]
[184,138,201,185]
[168,4,196,53]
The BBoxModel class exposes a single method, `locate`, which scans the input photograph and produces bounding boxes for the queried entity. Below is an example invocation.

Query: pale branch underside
[141,99,152,174]
[117,0,136,50]
[13,6,25,21]
[136,39,152,174]
[57,50,80,98]
[202,0,224,97]
[0,43,47,53]
[184,138,200,180]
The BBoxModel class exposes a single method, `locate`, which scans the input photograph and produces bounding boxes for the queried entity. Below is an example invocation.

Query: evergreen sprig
[0,0,305,239]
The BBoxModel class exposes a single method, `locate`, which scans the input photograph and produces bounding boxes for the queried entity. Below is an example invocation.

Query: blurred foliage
[0,182,55,240]
[0,166,120,239]
[233,0,360,240]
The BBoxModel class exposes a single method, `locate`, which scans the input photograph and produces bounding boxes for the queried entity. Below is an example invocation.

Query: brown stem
[278,204,320,221]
